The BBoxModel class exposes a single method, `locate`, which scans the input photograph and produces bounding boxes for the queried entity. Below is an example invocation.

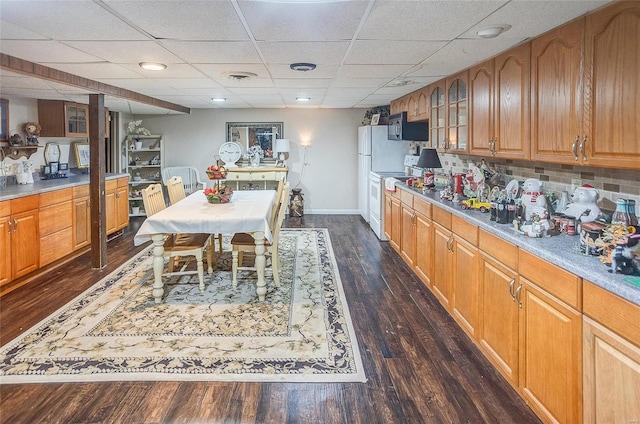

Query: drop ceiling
[0,0,610,114]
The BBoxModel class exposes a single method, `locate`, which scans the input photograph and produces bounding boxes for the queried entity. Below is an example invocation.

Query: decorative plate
[218,142,242,167]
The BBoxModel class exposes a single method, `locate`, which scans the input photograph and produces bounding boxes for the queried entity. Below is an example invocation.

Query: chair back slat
[270,177,285,224]
[167,175,187,205]
[142,184,167,217]
[271,183,290,242]
[162,166,204,195]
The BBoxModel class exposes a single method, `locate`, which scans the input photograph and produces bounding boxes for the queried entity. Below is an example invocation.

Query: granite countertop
[0,173,128,201]
[395,183,640,307]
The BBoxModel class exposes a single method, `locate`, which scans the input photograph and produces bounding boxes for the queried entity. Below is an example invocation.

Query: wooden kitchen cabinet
[583,280,640,423]
[407,87,428,122]
[477,229,519,385]
[38,100,89,138]
[413,197,433,288]
[106,177,129,235]
[73,184,91,250]
[531,18,585,164]
[468,43,530,160]
[450,215,479,339]
[431,206,453,310]
[582,1,640,169]
[384,192,393,243]
[399,190,416,267]
[444,71,468,153]
[0,196,39,287]
[39,188,73,267]
[429,80,447,151]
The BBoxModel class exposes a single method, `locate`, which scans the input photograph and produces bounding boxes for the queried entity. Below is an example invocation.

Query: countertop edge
[394,183,640,307]
[0,173,129,201]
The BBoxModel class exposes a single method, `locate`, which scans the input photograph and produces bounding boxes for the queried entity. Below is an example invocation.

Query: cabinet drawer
[519,249,581,310]
[479,229,517,270]
[39,200,73,236]
[452,214,478,246]
[432,205,451,229]
[40,227,73,267]
[400,190,414,207]
[252,171,276,180]
[117,177,128,187]
[0,201,9,216]
[40,188,72,207]
[11,195,39,214]
[413,197,431,218]
[73,184,90,198]
[106,179,118,192]
[584,280,640,346]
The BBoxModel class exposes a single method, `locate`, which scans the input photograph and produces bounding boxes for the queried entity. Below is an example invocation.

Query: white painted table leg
[253,231,267,301]
[150,234,165,304]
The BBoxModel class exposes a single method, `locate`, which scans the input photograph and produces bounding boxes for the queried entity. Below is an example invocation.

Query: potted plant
[127,120,151,150]
[131,200,142,215]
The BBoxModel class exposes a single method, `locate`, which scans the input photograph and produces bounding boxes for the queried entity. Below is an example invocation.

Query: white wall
[138,108,367,214]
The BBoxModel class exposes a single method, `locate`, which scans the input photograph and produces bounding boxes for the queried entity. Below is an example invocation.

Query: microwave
[387,112,429,141]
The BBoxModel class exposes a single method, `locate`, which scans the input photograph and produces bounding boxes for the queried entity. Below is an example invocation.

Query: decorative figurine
[520,178,548,221]
[563,184,601,223]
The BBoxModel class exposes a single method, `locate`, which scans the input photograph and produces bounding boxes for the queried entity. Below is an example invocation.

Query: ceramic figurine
[563,184,601,223]
[520,178,548,221]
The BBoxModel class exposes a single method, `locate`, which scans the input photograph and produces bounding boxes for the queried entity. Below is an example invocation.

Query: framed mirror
[226,122,283,158]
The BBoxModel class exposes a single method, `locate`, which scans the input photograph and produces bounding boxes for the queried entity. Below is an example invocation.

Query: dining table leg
[151,233,165,304]
[252,231,267,301]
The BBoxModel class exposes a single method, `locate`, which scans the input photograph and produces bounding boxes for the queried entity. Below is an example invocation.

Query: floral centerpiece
[204,185,233,204]
[206,164,227,180]
[246,145,263,167]
[127,120,151,138]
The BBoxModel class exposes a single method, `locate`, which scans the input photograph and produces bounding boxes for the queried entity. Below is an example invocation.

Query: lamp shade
[274,138,290,154]
[416,148,442,169]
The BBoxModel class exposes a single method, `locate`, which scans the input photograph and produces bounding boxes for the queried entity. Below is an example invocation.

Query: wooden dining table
[134,189,277,303]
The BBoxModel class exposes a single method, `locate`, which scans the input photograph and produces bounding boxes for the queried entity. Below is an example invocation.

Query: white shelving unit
[125,134,163,217]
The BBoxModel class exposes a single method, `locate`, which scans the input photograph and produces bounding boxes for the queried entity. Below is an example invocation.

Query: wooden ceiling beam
[0,53,191,114]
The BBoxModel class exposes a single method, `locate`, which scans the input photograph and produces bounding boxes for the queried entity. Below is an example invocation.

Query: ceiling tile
[258,41,349,66]
[345,40,446,65]
[158,40,262,63]
[0,40,104,63]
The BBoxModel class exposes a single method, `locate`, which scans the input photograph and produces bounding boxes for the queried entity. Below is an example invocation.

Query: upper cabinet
[531,18,585,164]
[429,80,446,151]
[445,71,468,153]
[582,1,640,169]
[407,87,428,122]
[38,100,89,138]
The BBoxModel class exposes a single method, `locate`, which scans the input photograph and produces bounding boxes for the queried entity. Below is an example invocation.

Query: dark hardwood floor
[0,215,541,424]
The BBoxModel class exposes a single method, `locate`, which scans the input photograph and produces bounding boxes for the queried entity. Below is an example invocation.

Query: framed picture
[370,113,381,125]
[50,161,59,174]
[0,98,8,142]
[74,142,90,168]
[226,122,283,158]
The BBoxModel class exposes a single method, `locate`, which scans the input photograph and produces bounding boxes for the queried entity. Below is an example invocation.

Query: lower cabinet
[73,185,91,250]
[414,197,433,288]
[451,215,479,339]
[2,196,40,285]
[106,177,129,235]
[388,192,401,251]
[399,190,416,267]
[39,188,74,267]
[432,206,453,310]
[583,280,640,424]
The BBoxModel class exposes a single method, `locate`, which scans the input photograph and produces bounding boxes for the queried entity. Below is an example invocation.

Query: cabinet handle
[491,137,498,156]
[447,236,454,253]
[7,219,12,233]
[508,278,516,301]
[515,283,523,308]
[13,218,18,231]
[571,135,579,160]
[579,135,587,161]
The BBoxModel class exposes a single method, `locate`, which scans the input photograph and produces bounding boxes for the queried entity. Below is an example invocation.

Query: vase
[250,153,260,167]
[134,140,143,150]
[131,206,140,215]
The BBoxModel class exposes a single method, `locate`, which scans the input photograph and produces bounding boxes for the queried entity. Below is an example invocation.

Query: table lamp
[274,138,290,164]
[416,148,442,190]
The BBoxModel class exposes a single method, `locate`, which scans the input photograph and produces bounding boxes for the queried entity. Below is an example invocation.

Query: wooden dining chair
[231,182,290,288]
[141,183,213,291]
[167,175,224,255]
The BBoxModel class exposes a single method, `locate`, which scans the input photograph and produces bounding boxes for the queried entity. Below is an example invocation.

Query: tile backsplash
[437,152,640,215]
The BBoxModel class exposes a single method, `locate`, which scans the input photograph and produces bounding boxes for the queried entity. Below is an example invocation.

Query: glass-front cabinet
[429,81,446,150]
[446,71,468,152]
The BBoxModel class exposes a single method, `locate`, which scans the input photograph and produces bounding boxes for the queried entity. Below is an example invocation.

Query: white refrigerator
[357,125,410,221]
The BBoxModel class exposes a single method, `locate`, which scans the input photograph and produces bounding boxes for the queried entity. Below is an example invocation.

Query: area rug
[0,228,366,384]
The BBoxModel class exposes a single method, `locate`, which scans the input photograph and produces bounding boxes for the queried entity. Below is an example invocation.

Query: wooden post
[89,94,107,269]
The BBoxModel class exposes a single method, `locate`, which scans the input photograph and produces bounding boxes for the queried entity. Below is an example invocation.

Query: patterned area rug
[0,229,365,383]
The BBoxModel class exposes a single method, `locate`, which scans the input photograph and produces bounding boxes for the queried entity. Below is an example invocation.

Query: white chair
[166,175,223,256]
[141,183,213,291]
[231,183,290,288]
[162,166,205,195]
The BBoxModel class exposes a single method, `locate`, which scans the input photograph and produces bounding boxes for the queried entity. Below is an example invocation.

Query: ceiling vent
[221,71,258,81]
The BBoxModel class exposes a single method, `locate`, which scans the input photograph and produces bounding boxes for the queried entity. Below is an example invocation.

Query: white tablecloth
[134,189,276,246]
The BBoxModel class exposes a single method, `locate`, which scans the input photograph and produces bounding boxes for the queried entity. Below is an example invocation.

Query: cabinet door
[519,278,582,424]
[0,211,11,288]
[116,185,129,230]
[452,236,479,339]
[414,213,433,288]
[478,252,519,384]
[407,93,418,122]
[583,1,640,169]
[11,209,39,279]
[531,18,584,164]
[432,222,453,310]
[73,196,91,249]
[64,102,89,137]
[583,316,640,424]
[400,203,416,267]
[389,197,401,251]
[105,187,117,235]
[469,60,494,156]
[383,194,393,241]
[429,81,447,150]
[445,71,469,153]
[493,42,530,160]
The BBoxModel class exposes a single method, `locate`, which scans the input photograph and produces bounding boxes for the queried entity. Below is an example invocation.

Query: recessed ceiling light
[388,79,412,87]
[290,63,317,72]
[296,96,311,102]
[221,71,257,81]
[211,97,226,102]
[477,25,511,39]
[139,62,167,71]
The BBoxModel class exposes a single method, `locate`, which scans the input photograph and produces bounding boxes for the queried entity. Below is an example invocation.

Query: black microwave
[387,112,429,141]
